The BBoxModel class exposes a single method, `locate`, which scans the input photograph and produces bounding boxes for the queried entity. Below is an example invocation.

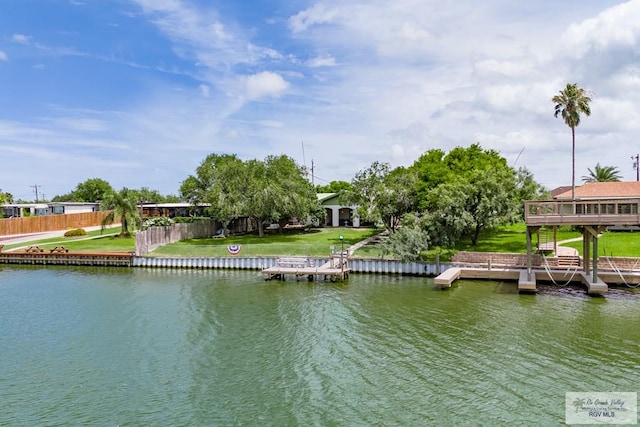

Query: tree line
[5,82,626,254]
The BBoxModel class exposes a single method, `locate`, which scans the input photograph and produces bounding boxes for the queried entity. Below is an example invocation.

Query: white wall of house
[324,205,360,227]
[49,203,100,214]
[1,203,49,217]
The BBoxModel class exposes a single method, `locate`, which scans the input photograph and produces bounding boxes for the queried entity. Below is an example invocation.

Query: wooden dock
[0,246,132,267]
[433,267,461,288]
[434,267,611,295]
[262,255,350,281]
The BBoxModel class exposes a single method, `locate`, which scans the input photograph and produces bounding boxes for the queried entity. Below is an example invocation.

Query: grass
[342,223,584,261]
[2,226,132,253]
[150,227,382,257]
[5,222,640,259]
[454,223,582,254]
[562,231,640,257]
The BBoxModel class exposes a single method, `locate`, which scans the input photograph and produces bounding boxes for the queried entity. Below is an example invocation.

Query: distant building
[552,182,640,200]
[48,202,101,214]
[550,181,640,231]
[317,193,360,227]
[1,202,100,218]
[139,202,210,218]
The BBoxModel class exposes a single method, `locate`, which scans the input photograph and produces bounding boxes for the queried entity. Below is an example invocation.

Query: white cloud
[560,0,640,58]
[0,51,7,61]
[11,34,31,45]
[131,0,251,69]
[5,0,640,196]
[307,55,336,67]
[198,84,210,97]
[257,120,284,128]
[244,72,289,100]
[288,3,342,33]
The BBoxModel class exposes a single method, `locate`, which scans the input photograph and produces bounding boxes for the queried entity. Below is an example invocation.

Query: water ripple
[2,269,640,425]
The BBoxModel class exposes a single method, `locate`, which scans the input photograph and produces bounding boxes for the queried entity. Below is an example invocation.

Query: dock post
[526,226,533,281]
[592,233,598,282]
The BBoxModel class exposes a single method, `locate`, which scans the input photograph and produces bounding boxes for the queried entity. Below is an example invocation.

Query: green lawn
[150,227,382,257]
[350,223,584,261]
[2,227,131,253]
[454,224,582,254]
[4,223,639,259]
[562,231,640,257]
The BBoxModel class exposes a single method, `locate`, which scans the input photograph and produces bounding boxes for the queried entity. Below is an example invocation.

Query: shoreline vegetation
[2,223,640,260]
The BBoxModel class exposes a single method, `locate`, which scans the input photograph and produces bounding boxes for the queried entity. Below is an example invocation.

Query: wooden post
[592,233,598,282]
[526,226,533,281]
[584,228,590,274]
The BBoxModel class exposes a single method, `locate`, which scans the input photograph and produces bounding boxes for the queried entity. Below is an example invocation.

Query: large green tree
[76,178,114,202]
[181,153,319,237]
[410,144,521,246]
[422,181,473,247]
[180,153,245,229]
[315,180,353,194]
[552,83,592,200]
[514,167,549,219]
[243,155,320,236]
[380,213,430,261]
[581,163,621,183]
[101,188,141,236]
[130,187,168,203]
[349,162,417,232]
[408,148,451,209]
[423,168,517,246]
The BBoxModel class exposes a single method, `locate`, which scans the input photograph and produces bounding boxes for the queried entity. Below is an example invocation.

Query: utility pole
[633,154,639,181]
[311,159,315,186]
[30,184,41,202]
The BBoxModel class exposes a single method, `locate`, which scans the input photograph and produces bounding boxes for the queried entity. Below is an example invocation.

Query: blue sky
[1,0,640,201]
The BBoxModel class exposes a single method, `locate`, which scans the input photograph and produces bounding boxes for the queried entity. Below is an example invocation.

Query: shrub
[142,216,174,229]
[173,216,209,223]
[64,228,87,237]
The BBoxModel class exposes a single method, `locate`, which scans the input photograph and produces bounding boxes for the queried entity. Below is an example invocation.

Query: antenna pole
[301,141,307,178]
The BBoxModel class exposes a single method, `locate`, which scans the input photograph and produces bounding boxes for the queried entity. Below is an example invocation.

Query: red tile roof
[554,182,640,199]
[550,186,573,198]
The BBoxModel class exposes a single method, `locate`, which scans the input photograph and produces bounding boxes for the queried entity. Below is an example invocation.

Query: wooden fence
[135,220,219,256]
[0,211,112,236]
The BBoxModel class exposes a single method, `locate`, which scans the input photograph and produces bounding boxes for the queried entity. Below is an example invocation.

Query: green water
[1,267,639,426]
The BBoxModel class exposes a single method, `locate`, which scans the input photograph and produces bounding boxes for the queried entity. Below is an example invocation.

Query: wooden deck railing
[525,199,640,226]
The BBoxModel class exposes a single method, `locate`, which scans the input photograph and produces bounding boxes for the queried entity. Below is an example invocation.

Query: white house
[317,193,360,227]
[1,202,100,218]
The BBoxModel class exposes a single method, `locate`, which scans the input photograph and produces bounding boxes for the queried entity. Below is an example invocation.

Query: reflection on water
[1,267,640,425]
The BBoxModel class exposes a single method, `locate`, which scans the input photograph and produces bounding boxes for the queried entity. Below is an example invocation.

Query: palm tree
[101,188,141,236]
[552,83,592,200]
[582,163,622,183]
